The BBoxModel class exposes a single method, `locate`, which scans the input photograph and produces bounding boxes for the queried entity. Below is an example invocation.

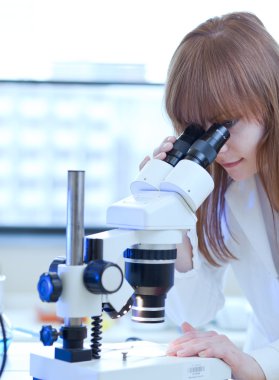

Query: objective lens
[164,124,204,167]
[185,123,230,168]
[124,247,176,323]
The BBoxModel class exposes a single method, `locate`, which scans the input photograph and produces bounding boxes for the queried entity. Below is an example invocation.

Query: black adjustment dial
[83,260,123,294]
[49,256,66,273]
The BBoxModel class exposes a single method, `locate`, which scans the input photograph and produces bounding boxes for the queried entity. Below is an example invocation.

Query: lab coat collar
[225,176,278,278]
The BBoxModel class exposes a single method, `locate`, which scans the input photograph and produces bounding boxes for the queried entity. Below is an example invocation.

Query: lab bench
[1,295,247,379]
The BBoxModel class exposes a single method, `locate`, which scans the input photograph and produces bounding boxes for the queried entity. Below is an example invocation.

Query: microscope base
[30,344,231,380]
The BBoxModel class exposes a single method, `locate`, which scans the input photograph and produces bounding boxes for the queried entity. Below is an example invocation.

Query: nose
[218,142,229,154]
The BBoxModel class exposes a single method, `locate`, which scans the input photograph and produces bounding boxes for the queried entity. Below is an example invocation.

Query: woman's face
[214,119,265,181]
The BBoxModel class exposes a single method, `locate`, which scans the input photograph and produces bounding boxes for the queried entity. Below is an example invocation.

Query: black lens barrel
[124,248,176,323]
[185,123,230,168]
[164,123,204,167]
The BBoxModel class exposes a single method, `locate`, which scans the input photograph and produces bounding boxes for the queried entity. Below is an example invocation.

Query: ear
[181,321,196,334]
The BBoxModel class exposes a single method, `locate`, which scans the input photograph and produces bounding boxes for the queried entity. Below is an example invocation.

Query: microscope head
[121,123,230,323]
[83,123,230,324]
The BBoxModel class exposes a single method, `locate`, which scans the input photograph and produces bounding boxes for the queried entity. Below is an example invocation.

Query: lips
[221,158,244,168]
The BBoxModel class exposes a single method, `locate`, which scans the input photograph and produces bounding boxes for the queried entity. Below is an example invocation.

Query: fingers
[198,348,213,358]
[139,155,151,171]
[153,136,176,158]
[167,336,214,357]
[167,328,219,357]
[175,340,209,357]
[167,331,238,364]
[181,321,195,333]
[139,136,176,170]
[169,329,217,346]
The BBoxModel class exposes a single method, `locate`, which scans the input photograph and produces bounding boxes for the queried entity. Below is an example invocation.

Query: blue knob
[40,325,59,346]
[37,272,62,302]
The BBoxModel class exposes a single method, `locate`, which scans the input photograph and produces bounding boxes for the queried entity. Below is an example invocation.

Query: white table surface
[0,301,246,379]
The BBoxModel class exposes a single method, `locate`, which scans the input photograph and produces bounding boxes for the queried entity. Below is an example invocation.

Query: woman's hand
[139,136,176,170]
[167,322,266,380]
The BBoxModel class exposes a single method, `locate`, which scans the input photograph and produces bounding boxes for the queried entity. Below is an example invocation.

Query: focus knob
[83,260,123,294]
[40,325,59,346]
[37,272,63,302]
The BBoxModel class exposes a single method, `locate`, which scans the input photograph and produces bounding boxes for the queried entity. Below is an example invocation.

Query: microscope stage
[30,342,231,380]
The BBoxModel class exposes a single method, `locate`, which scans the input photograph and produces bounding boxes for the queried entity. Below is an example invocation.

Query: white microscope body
[30,124,232,380]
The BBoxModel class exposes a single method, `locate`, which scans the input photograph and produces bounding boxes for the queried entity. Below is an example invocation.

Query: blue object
[37,272,62,302]
[0,314,12,355]
[40,325,59,346]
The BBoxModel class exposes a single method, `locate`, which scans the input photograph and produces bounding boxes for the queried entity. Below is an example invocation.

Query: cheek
[233,126,264,158]
[245,124,265,151]
[244,133,264,160]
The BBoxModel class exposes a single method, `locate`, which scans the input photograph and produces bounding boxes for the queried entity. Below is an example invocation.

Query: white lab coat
[165,175,279,380]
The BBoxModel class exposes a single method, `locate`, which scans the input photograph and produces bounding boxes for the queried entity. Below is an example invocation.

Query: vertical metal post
[65,170,85,327]
[66,170,85,266]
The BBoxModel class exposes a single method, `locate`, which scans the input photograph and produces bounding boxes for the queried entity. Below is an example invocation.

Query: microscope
[30,123,232,380]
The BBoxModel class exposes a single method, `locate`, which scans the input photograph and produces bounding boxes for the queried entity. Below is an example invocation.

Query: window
[0,0,276,228]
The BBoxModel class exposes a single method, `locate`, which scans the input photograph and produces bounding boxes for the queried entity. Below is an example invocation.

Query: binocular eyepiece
[164,123,204,166]
[165,122,230,168]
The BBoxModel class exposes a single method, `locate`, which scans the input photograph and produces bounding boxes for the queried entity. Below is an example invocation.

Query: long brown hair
[165,12,279,265]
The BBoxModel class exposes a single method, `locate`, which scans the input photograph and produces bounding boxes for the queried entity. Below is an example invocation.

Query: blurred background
[0,0,276,347]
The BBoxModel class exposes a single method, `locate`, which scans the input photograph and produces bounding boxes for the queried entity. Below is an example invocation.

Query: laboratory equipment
[30,123,232,379]
[0,275,11,377]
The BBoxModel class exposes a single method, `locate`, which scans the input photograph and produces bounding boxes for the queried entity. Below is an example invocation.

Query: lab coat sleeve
[165,228,228,328]
[249,341,279,380]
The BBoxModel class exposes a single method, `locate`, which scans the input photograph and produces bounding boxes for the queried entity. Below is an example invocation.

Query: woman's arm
[166,227,228,327]
[175,232,194,272]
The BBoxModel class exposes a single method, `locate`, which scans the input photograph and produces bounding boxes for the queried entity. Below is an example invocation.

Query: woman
[140,12,279,380]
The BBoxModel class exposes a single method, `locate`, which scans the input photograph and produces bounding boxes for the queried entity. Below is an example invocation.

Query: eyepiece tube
[164,124,204,167]
[185,123,230,168]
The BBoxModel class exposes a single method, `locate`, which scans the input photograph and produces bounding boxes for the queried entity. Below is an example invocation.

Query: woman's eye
[223,120,238,129]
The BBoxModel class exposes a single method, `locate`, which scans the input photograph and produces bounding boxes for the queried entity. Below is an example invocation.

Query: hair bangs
[166,36,265,134]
